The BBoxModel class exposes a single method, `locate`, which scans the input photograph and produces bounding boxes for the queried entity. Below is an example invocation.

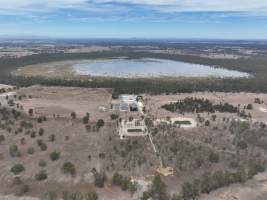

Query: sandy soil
[16,86,112,120]
[0,84,14,90]
[0,195,39,200]
[15,59,116,79]
[15,61,79,79]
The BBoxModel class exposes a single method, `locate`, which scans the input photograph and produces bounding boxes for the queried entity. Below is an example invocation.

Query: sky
[0,0,267,39]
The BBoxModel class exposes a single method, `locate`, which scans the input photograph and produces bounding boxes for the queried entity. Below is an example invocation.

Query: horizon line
[1,36,267,41]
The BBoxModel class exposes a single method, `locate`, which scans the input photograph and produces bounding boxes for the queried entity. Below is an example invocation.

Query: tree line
[162,97,238,113]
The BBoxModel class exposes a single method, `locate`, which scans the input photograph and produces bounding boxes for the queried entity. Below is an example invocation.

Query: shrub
[20,121,33,129]
[37,139,43,146]
[39,159,47,167]
[110,114,119,120]
[254,98,262,104]
[85,191,98,200]
[37,117,44,123]
[150,175,168,200]
[9,144,19,157]
[112,173,137,193]
[181,182,199,200]
[246,104,253,110]
[94,171,106,188]
[237,140,248,149]
[205,120,210,126]
[27,147,35,155]
[68,192,83,200]
[61,162,76,176]
[112,172,123,186]
[35,170,48,181]
[11,164,25,175]
[0,135,5,143]
[71,112,76,119]
[40,143,47,151]
[49,134,56,142]
[50,151,60,161]
[86,124,91,132]
[209,152,219,163]
[43,192,58,200]
[38,128,44,136]
[248,161,266,178]
[28,108,34,116]
[96,119,105,130]
[30,131,36,138]
[83,116,89,124]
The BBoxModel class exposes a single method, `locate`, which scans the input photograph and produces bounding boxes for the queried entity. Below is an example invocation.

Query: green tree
[43,191,58,200]
[112,172,123,186]
[94,171,106,188]
[181,182,199,200]
[237,140,248,149]
[129,181,138,196]
[96,119,105,130]
[70,112,76,120]
[38,128,44,136]
[9,144,19,157]
[28,108,34,116]
[83,115,89,124]
[246,104,253,110]
[208,152,219,163]
[39,159,47,167]
[110,113,119,120]
[200,173,212,194]
[50,151,60,161]
[61,162,76,176]
[35,170,48,181]
[85,191,98,200]
[11,164,25,175]
[150,175,169,200]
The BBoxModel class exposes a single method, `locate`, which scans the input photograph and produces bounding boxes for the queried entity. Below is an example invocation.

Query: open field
[15,61,76,78]
[16,86,112,120]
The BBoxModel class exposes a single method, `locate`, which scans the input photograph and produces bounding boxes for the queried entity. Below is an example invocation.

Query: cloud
[0,0,267,20]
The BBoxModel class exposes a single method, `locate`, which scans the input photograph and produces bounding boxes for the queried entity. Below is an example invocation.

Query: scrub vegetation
[1,50,267,95]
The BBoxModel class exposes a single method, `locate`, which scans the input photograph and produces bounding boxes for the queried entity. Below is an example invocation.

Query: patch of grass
[174,120,192,125]
[127,129,143,133]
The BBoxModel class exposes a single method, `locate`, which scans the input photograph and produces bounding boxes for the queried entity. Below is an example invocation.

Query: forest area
[1,51,267,95]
